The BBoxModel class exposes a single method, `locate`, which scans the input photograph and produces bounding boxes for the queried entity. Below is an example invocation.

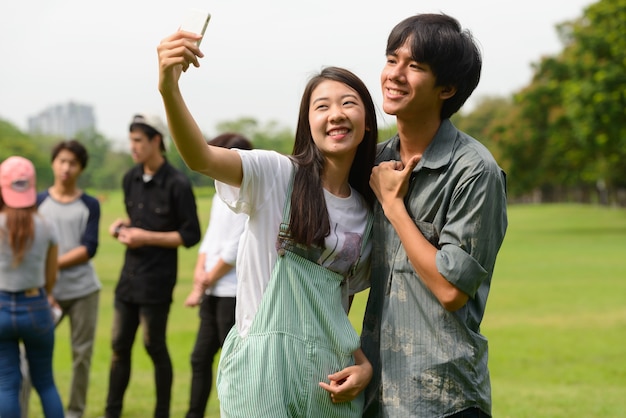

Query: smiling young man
[104,114,201,418]
[360,14,508,418]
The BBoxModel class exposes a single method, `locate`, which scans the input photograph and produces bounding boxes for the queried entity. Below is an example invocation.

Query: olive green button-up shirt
[361,119,508,418]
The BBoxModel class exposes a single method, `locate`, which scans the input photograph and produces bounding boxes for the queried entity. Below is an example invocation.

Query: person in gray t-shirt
[36,140,101,418]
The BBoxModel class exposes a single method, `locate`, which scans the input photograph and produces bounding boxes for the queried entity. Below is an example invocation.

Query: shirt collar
[381,119,457,171]
[420,119,456,170]
[132,158,170,186]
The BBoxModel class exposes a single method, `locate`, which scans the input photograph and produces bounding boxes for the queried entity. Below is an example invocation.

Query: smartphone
[179,8,211,46]
[51,306,62,324]
[114,224,124,236]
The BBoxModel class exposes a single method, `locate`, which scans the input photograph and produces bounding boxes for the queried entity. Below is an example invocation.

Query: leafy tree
[452,96,513,161]
[215,117,294,154]
[500,56,589,200]
[556,0,626,196]
[166,146,213,187]
[0,119,57,187]
[163,117,296,188]
[214,117,261,141]
[70,130,121,190]
[486,0,626,203]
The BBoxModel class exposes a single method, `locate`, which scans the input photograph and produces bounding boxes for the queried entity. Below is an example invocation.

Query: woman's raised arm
[157,31,243,186]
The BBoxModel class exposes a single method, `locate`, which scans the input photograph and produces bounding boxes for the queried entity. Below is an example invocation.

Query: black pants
[448,407,491,418]
[105,299,172,418]
[185,295,236,418]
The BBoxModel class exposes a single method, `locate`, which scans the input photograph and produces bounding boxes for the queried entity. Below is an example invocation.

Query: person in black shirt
[104,113,201,418]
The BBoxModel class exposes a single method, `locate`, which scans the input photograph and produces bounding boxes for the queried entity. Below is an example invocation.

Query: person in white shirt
[158,27,378,418]
[183,133,252,418]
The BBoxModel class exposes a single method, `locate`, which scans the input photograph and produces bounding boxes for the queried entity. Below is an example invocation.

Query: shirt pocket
[145,194,173,230]
[414,219,440,249]
[393,220,440,274]
[28,299,55,335]
[147,199,171,218]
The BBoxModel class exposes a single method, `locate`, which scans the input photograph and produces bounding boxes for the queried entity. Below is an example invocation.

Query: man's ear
[440,85,457,99]
[155,134,166,153]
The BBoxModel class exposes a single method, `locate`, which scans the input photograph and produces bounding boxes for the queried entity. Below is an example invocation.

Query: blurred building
[28,101,96,138]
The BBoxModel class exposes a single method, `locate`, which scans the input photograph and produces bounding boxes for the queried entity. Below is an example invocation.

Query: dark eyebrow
[311,97,329,105]
[342,93,360,101]
[312,93,359,105]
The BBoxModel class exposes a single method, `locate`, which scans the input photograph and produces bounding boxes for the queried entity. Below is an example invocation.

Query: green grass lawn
[27,196,626,417]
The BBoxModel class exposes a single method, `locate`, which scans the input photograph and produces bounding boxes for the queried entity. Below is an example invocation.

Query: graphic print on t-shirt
[319,225,361,276]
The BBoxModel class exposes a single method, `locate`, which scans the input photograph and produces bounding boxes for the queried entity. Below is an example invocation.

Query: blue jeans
[0,288,63,418]
[105,299,172,418]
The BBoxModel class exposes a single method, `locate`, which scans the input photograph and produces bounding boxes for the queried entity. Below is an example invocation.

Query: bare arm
[156,31,243,187]
[194,252,207,278]
[185,252,208,307]
[204,259,235,288]
[116,228,183,249]
[45,244,59,295]
[370,158,469,311]
[185,256,235,307]
[58,246,89,269]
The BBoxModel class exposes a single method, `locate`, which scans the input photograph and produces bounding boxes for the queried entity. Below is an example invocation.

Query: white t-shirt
[216,150,371,337]
[198,193,247,298]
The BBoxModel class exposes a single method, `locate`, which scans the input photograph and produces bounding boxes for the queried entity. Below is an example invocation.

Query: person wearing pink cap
[0,156,64,418]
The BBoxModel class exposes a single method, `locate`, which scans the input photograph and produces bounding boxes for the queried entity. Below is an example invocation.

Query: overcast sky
[0,0,594,147]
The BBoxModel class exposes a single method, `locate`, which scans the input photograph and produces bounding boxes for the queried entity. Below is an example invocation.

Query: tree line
[454,0,625,205]
[1,0,623,206]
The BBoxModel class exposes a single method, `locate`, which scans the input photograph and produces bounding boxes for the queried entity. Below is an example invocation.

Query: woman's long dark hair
[0,206,36,267]
[289,66,378,247]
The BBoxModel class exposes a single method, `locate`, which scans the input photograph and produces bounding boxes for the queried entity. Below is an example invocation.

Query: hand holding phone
[179,8,211,46]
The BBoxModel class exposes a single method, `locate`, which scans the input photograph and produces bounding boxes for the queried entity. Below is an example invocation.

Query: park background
[25,199,626,417]
[1,0,625,416]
